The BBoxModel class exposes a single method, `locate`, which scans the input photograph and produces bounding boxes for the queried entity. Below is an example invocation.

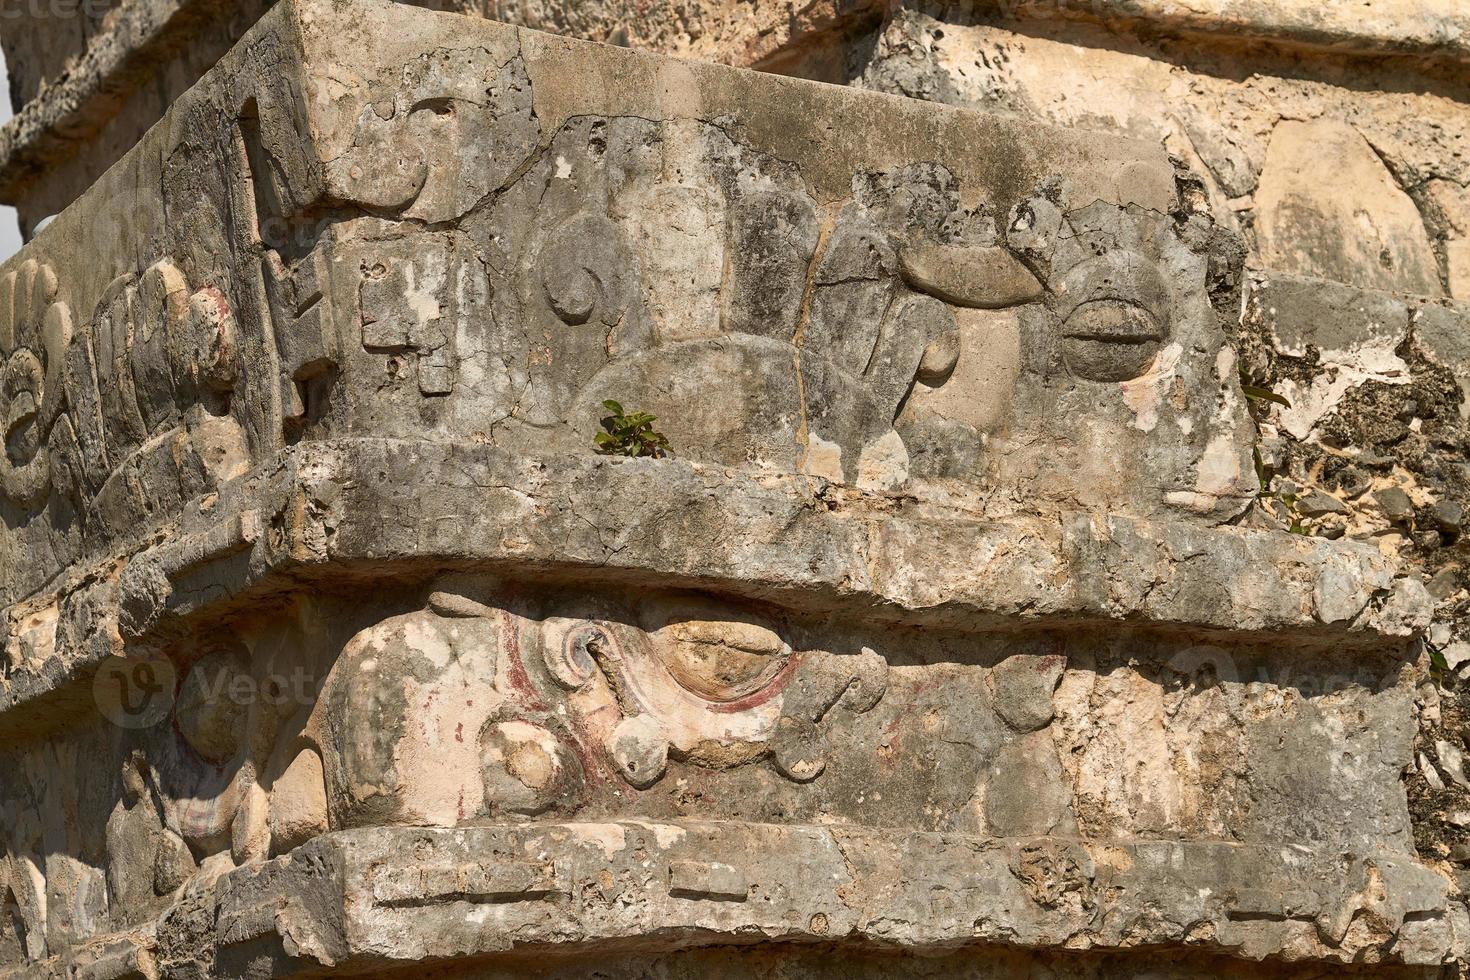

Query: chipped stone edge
[8,821,1461,976]
[0,437,1433,741]
[3,0,1467,212]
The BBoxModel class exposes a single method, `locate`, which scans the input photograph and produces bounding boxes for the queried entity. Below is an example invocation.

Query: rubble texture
[0,0,1466,977]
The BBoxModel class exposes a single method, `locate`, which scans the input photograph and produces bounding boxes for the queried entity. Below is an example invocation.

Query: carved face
[1054,251,1171,383]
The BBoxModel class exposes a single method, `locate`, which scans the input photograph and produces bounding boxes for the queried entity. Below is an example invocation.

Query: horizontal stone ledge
[3,0,1463,222]
[55,821,1461,974]
[0,438,1430,739]
[971,0,1470,64]
[256,438,1431,637]
[0,0,883,211]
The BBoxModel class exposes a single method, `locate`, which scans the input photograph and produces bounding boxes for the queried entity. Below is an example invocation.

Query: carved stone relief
[0,2,1454,974]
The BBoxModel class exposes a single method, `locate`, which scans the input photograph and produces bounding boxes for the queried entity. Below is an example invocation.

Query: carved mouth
[1061,299,1163,343]
[1060,300,1167,382]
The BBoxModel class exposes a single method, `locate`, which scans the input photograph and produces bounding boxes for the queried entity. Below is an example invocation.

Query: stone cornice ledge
[0,439,1432,740]
[968,0,1469,62]
[7,821,1462,975]
[1,0,1465,208]
[0,0,245,201]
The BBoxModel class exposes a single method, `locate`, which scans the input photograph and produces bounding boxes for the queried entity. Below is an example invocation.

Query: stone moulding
[11,822,1462,975]
[150,824,1464,972]
[0,440,1433,738]
[0,0,1458,975]
[2,0,1467,233]
[973,0,1470,65]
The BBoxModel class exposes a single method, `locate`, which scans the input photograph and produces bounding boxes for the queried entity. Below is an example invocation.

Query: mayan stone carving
[0,0,1467,977]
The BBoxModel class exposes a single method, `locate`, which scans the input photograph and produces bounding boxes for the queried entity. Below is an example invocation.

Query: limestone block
[1254,120,1442,296]
[1244,273,1413,439]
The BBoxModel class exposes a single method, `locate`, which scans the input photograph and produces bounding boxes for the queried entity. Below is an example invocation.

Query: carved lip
[1061,299,1164,343]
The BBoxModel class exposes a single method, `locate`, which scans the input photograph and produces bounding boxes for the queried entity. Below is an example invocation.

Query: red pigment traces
[200,286,232,319]
[501,618,548,712]
[710,651,802,714]
[560,728,608,789]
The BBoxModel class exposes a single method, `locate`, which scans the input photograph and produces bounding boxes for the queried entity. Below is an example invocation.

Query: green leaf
[1242,385,1291,408]
[592,397,672,458]
[1430,645,1449,674]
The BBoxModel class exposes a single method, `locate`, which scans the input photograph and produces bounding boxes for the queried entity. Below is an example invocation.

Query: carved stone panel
[0,2,1456,977]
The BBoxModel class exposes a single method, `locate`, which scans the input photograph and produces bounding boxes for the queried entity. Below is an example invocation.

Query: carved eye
[546,625,606,690]
[651,611,790,703]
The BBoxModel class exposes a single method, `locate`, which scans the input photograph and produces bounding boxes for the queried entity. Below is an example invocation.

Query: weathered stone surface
[114,822,1468,970]
[989,653,1064,732]
[1243,273,1414,440]
[1255,120,1443,296]
[0,0,1464,977]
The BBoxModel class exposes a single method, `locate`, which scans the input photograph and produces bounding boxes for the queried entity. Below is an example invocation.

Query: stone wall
[830,0,1470,893]
[0,0,1467,977]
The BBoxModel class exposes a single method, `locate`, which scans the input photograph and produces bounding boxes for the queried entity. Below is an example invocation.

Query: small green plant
[1241,383,1291,409]
[1240,375,1308,534]
[1428,638,1450,685]
[594,400,671,458]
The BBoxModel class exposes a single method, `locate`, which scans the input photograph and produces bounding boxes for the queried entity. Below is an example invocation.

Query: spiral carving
[0,260,72,508]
